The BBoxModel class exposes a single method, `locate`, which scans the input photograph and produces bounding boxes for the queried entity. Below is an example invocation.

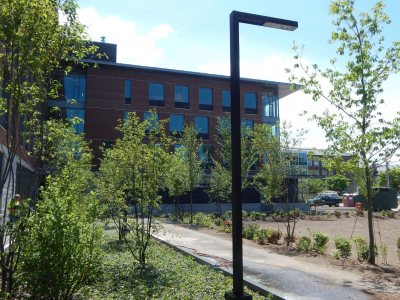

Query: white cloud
[78,7,174,65]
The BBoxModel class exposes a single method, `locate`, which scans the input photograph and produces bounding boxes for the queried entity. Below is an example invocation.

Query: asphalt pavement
[156,222,374,300]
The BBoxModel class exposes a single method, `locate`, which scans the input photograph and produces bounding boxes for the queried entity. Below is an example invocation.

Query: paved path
[156,222,374,300]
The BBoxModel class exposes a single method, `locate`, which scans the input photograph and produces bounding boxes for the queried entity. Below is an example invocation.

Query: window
[64,75,86,103]
[194,116,209,139]
[144,112,159,131]
[199,87,213,110]
[66,109,85,134]
[175,85,189,108]
[242,119,254,130]
[198,144,213,165]
[123,111,129,121]
[222,90,231,112]
[298,152,308,166]
[149,83,164,106]
[170,114,184,133]
[271,124,279,136]
[244,92,257,114]
[263,92,279,118]
[124,80,132,104]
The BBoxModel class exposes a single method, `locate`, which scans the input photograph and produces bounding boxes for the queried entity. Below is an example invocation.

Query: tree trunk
[365,164,375,264]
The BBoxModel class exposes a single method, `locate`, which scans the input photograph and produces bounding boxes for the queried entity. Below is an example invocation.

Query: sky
[76,0,400,150]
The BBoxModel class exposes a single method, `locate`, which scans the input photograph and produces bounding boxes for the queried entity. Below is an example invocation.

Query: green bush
[344,211,350,218]
[334,210,341,218]
[332,249,341,259]
[249,211,266,221]
[313,232,329,254]
[243,224,260,240]
[397,237,400,250]
[267,229,282,244]
[334,237,351,258]
[222,210,232,221]
[352,236,378,261]
[387,210,395,218]
[297,236,312,252]
[193,212,215,228]
[242,210,249,219]
[254,228,270,245]
[20,157,103,299]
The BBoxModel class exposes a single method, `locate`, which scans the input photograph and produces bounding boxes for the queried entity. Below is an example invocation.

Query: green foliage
[312,232,329,254]
[98,111,171,265]
[334,210,341,218]
[20,138,103,299]
[298,178,327,197]
[253,122,305,203]
[254,228,270,245]
[250,211,266,221]
[192,212,216,229]
[78,232,266,300]
[377,167,400,192]
[222,210,232,221]
[272,209,302,246]
[353,236,378,261]
[380,243,389,265]
[297,236,312,253]
[288,0,400,264]
[208,117,256,204]
[397,237,400,250]
[334,237,352,258]
[243,224,260,240]
[267,229,282,244]
[326,174,349,192]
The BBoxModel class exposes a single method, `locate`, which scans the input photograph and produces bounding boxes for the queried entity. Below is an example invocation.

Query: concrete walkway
[156,222,374,300]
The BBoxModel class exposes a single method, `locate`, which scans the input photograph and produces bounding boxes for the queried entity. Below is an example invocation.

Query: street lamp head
[231,10,298,31]
[262,21,298,31]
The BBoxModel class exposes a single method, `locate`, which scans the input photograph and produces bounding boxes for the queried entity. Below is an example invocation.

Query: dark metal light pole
[226,11,297,300]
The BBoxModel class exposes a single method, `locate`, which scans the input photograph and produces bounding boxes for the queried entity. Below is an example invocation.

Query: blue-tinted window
[124,111,129,120]
[170,114,184,133]
[149,83,164,105]
[144,112,159,131]
[124,80,131,104]
[64,75,86,103]
[222,90,231,111]
[244,92,257,113]
[175,85,189,103]
[67,109,84,134]
[194,116,209,138]
[199,87,213,110]
[242,119,254,130]
[299,152,308,166]
[198,144,213,164]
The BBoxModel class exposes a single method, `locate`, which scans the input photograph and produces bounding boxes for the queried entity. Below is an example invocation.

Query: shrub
[397,237,400,250]
[352,236,378,261]
[332,249,341,259]
[243,224,259,240]
[334,237,351,258]
[334,210,341,218]
[254,228,270,245]
[313,232,329,254]
[297,236,312,253]
[380,243,388,265]
[387,210,395,218]
[344,211,350,218]
[267,229,282,244]
[250,211,266,221]
[222,210,232,221]
[193,212,215,228]
[242,210,248,219]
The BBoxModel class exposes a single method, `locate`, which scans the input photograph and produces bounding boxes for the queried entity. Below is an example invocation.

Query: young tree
[289,0,400,263]
[179,123,203,224]
[377,167,400,191]
[298,178,327,200]
[208,117,256,208]
[98,111,171,266]
[0,0,96,293]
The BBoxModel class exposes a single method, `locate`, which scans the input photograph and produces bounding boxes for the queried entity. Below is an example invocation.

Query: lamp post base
[224,291,252,300]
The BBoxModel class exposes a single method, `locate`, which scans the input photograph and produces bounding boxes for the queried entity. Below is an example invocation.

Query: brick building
[49,42,295,167]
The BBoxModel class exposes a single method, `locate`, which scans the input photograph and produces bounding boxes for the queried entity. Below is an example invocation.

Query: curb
[154,233,286,300]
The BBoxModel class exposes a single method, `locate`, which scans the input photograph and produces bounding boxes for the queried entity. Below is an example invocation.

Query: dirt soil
[190,212,400,299]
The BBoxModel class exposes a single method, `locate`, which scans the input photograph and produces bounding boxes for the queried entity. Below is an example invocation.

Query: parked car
[307,191,342,207]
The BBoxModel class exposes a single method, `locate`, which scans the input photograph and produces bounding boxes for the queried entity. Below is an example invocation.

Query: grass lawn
[77,230,268,299]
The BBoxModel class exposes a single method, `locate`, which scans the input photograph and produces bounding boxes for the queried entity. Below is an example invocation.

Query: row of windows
[124,80,260,114]
[124,112,255,139]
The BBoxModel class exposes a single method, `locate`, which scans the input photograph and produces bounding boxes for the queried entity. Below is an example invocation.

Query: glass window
[263,92,279,118]
[194,116,209,138]
[175,85,189,103]
[242,119,254,130]
[170,114,184,133]
[64,75,86,103]
[124,80,131,104]
[198,144,213,164]
[244,92,257,113]
[144,112,159,131]
[222,90,231,111]
[199,87,213,110]
[299,152,308,166]
[149,83,164,104]
[123,111,129,120]
[66,108,85,134]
